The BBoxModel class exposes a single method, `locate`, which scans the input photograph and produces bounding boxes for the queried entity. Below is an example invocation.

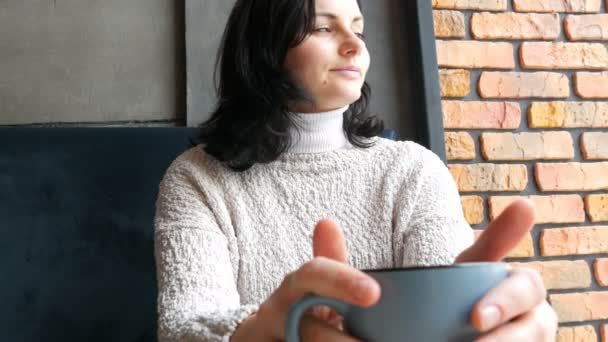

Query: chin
[344,92,363,104]
[334,89,362,104]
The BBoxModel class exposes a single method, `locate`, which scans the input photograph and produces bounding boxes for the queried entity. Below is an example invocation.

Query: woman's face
[284,0,369,113]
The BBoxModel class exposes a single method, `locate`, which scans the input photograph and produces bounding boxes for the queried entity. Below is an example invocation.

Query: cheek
[361,50,371,78]
[286,48,326,85]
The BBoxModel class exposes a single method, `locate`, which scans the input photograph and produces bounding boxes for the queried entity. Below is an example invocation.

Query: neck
[287,105,351,154]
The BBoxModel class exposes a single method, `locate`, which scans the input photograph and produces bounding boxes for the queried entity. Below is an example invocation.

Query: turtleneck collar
[287,105,352,154]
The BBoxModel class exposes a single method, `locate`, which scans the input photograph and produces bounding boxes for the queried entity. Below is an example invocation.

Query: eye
[315,27,331,33]
[356,32,366,40]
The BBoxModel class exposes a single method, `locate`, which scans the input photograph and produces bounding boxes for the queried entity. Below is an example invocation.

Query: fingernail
[350,278,375,301]
[479,305,501,331]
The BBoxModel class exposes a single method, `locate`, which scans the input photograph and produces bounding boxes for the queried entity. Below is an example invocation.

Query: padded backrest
[0,128,196,342]
[0,127,396,341]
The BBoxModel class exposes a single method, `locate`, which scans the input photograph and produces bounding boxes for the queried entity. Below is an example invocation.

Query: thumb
[313,218,348,263]
[456,199,536,263]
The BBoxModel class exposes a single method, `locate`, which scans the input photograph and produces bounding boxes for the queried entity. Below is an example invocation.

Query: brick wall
[433,1,608,340]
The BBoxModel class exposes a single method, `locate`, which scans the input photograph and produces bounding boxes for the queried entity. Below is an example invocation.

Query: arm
[154,158,257,342]
[392,145,474,267]
[392,146,557,340]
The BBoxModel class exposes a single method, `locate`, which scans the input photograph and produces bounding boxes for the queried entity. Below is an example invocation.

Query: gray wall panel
[364,0,414,140]
[0,0,182,125]
[185,0,233,126]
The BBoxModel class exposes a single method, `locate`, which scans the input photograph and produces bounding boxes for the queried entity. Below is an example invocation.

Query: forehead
[314,0,363,19]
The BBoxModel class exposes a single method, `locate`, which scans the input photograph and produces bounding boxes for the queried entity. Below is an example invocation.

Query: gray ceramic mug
[285,262,508,342]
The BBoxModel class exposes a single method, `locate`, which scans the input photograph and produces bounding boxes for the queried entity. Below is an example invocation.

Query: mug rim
[361,261,506,273]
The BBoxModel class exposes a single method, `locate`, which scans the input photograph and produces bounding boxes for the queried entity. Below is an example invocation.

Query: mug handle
[285,294,351,342]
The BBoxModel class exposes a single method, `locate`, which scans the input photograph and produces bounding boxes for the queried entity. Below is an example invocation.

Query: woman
[154,0,558,341]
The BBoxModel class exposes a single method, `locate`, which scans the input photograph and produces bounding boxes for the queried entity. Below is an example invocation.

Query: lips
[331,66,362,79]
[331,66,361,73]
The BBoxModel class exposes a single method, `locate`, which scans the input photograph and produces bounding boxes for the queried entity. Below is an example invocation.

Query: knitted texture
[154,137,474,341]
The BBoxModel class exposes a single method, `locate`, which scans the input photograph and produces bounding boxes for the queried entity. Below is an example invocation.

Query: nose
[339,31,364,57]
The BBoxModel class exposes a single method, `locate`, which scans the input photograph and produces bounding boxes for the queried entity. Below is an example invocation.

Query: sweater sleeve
[154,157,257,342]
[392,145,474,267]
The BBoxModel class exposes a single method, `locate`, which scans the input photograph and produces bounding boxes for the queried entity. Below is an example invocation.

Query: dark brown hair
[197,0,383,171]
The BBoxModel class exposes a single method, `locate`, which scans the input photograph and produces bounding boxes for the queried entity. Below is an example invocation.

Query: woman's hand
[456,199,558,341]
[231,219,380,342]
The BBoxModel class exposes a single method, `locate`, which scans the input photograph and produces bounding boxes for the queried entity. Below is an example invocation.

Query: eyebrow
[316,12,364,23]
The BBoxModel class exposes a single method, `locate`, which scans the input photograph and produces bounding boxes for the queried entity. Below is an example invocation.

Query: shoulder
[371,138,447,176]
[370,139,459,206]
[160,145,225,189]
[168,144,210,169]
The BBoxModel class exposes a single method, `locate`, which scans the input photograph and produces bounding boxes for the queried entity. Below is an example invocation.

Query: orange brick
[535,162,608,191]
[587,194,608,222]
[481,132,574,161]
[490,195,585,224]
[449,164,528,192]
[596,258,608,286]
[541,226,608,256]
[513,0,601,13]
[474,230,534,258]
[581,132,608,159]
[432,0,507,11]
[575,72,608,98]
[439,69,470,97]
[549,291,608,322]
[520,42,608,70]
[436,41,514,69]
[446,132,475,161]
[462,196,484,225]
[511,260,591,289]
[529,101,608,128]
[479,72,570,99]
[442,101,521,129]
[557,325,597,342]
[565,14,608,41]
[433,10,465,38]
[471,13,560,40]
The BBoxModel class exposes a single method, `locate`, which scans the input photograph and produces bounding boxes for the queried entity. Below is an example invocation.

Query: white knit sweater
[154,107,474,341]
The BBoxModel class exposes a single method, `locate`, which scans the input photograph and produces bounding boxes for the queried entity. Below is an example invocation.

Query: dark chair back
[0,128,196,342]
[0,127,396,341]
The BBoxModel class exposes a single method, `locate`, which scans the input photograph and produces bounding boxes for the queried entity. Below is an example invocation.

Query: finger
[313,218,348,262]
[456,199,535,263]
[263,256,379,337]
[280,257,380,308]
[474,301,557,342]
[300,314,361,342]
[471,267,547,332]
[307,305,344,330]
